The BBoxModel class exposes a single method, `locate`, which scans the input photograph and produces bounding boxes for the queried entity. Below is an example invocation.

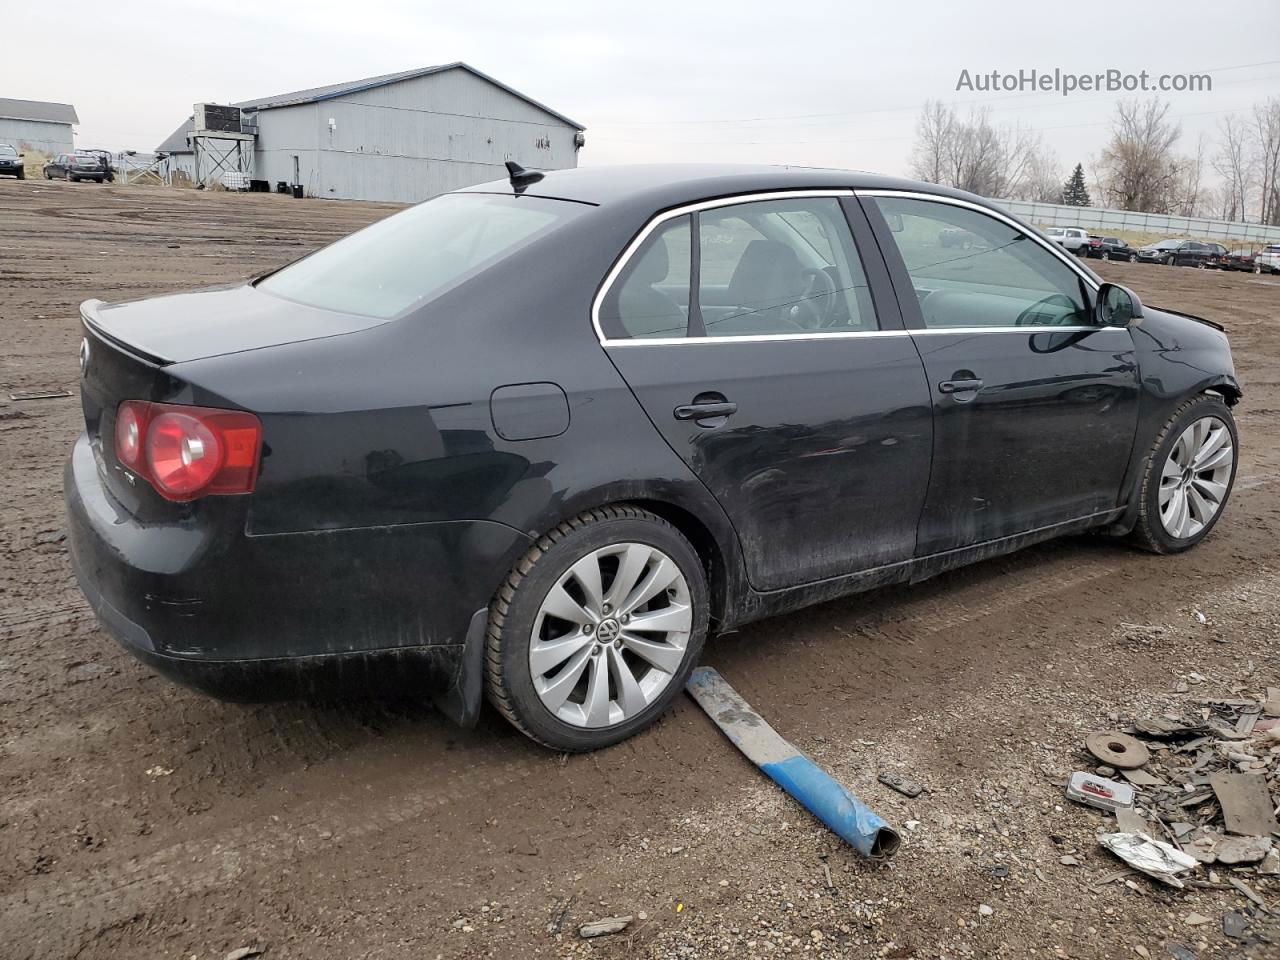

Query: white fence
[993,198,1280,246]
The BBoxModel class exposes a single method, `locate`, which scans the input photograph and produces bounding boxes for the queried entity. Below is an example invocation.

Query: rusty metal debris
[877,771,924,798]
[1086,730,1152,769]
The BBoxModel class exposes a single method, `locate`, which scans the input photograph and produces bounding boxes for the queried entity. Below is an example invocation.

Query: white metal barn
[156,62,584,202]
[0,98,78,157]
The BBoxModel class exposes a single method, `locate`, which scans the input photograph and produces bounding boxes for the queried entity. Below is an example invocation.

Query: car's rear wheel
[1129,253,1138,262]
[485,505,709,751]
[1129,395,1237,554]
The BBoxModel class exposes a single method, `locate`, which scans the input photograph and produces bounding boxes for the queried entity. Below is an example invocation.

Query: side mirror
[1096,282,1143,327]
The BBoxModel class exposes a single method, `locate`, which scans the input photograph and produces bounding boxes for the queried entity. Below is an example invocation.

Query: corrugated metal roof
[0,98,79,125]
[156,118,194,155]
[234,62,584,129]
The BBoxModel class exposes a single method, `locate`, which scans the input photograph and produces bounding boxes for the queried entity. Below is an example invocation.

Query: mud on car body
[67,163,1242,751]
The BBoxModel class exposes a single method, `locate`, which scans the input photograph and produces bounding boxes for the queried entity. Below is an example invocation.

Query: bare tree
[1253,97,1280,225]
[910,100,956,186]
[1097,98,1184,213]
[1213,115,1254,222]
[908,102,1060,200]
[1172,133,1208,217]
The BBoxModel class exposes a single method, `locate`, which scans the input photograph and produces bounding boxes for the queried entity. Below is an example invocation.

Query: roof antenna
[505,160,544,192]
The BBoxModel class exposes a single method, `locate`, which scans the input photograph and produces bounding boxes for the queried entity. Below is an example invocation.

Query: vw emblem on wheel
[596,618,621,643]
[78,337,90,376]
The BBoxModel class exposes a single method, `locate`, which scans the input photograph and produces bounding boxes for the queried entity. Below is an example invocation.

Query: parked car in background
[1255,245,1280,275]
[939,226,981,248]
[43,152,108,182]
[65,163,1242,751]
[1046,226,1089,255]
[1087,237,1136,261]
[0,143,24,179]
[78,149,115,182]
[1220,249,1258,272]
[1136,239,1225,267]
[1192,242,1230,268]
[1136,239,1184,265]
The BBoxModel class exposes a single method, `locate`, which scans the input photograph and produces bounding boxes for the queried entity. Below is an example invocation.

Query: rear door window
[698,197,876,337]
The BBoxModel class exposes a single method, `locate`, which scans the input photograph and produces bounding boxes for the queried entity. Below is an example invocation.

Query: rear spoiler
[80,299,169,367]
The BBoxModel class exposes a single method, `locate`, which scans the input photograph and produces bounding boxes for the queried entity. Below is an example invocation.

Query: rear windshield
[259,193,582,319]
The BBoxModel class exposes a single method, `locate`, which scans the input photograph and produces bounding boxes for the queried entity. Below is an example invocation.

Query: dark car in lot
[1086,236,1136,261]
[0,143,25,179]
[1137,239,1227,267]
[66,164,1242,751]
[43,152,108,182]
[1219,249,1259,272]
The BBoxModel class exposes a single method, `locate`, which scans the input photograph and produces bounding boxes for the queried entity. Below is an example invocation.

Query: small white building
[157,62,584,203]
[0,98,77,157]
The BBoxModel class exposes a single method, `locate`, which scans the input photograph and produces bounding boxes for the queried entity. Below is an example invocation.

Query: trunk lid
[82,284,390,365]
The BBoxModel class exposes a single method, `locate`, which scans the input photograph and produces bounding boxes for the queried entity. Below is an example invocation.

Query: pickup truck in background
[1045,226,1089,255]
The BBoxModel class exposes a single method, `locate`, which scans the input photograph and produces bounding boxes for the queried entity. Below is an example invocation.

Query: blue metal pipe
[686,666,901,860]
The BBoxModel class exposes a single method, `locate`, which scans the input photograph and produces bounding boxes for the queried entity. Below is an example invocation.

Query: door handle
[674,401,738,421]
[937,378,984,394]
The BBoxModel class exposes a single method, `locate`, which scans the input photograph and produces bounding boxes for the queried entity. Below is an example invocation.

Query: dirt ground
[2,181,1279,960]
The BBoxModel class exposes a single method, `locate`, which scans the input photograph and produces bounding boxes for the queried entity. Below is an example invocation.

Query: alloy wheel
[1159,416,1233,540]
[529,542,692,728]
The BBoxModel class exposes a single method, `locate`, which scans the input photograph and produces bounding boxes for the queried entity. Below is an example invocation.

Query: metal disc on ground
[1085,731,1150,769]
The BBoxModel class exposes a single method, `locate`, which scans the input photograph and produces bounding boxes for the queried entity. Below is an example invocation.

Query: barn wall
[0,118,73,157]
[253,67,580,203]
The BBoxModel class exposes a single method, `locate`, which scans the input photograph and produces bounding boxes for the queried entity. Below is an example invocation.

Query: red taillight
[115,401,145,469]
[114,401,261,501]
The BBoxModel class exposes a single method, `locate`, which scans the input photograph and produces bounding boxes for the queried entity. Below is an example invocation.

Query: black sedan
[66,164,1242,751]
[43,152,108,182]
[0,143,25,179]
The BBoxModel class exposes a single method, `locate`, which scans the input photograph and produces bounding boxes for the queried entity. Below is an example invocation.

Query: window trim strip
[593,187,1109,347]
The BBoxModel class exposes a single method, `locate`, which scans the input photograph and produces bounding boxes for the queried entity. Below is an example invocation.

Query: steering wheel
[795,267,838,328]
[1015,293,1078,327]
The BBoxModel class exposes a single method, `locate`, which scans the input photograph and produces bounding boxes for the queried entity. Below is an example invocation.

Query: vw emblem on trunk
[78,337,90,376]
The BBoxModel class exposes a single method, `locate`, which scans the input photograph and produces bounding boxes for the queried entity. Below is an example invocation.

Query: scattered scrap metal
[1066,690,1280,943]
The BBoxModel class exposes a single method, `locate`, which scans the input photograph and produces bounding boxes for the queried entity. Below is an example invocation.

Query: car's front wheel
[1129,395,1237,554]
[485,505,709,751]
[1129,253,1138,262]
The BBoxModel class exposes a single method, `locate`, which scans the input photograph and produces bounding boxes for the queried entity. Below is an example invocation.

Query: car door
[597,192,933,591]
[862,192,1141,556]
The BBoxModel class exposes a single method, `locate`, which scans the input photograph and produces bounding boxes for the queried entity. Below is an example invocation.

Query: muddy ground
[1,181,1279,960]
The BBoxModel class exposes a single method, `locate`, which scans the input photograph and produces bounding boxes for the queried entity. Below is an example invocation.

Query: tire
[1256,265,1264,274]
[485,505,709,751]
[1128,395,1238,554]
[16,169,24,180]
[1129,254,1138,262]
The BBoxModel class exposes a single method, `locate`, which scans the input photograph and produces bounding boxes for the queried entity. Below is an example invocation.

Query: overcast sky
[6,0,1278,185]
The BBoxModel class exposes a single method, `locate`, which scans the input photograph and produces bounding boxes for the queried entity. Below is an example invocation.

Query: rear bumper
[65,433,530,717]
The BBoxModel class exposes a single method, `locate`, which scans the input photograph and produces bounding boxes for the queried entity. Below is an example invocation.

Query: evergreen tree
[1061,164,1092,206]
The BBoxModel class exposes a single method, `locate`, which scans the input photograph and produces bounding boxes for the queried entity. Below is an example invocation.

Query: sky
[5,0,1278,187]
